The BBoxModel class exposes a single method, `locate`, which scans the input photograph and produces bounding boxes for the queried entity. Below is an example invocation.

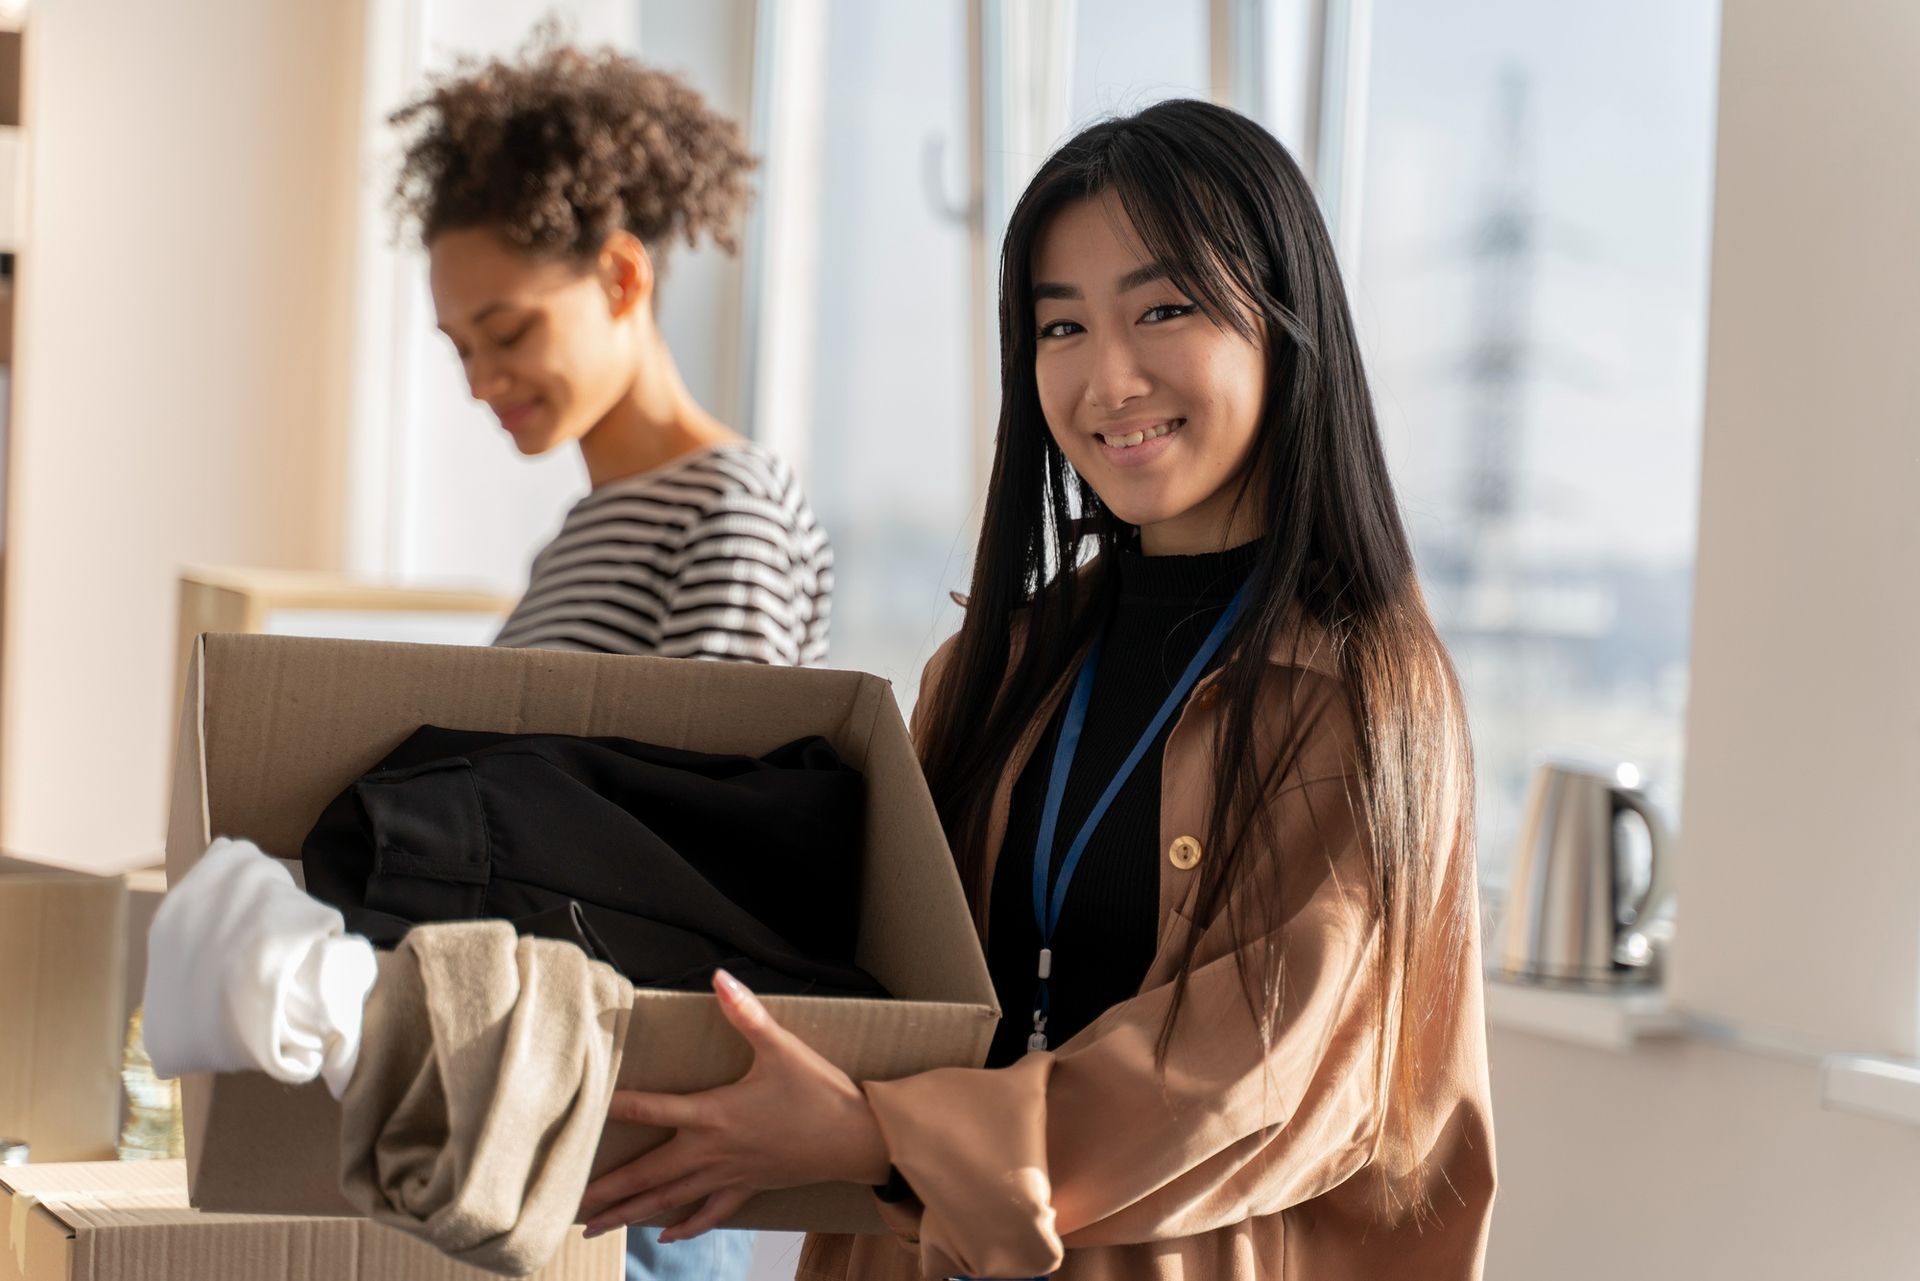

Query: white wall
[1669,0,1920,1058]
[1487,0,1920,1274]
[1,0,365,870]
[1485,1028,1920,1280]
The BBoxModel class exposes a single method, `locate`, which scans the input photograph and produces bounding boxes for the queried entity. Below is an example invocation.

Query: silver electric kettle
[1491,760,1674,985]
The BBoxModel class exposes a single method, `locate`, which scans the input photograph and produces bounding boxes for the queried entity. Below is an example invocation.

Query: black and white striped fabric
[493,442,832,666]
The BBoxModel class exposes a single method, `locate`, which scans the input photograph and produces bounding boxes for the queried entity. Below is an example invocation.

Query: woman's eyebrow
[436,300,522,338]
[1117,262,1172,292]
[1033,262,1173,303]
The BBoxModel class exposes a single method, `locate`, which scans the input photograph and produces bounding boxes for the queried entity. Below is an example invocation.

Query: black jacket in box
[301,725,886,998]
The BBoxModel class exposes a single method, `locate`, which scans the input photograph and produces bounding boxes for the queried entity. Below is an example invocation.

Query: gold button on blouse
[1169,835,1203,870]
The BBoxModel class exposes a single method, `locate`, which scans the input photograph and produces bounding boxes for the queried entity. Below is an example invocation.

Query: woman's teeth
[1102,419,1183,448]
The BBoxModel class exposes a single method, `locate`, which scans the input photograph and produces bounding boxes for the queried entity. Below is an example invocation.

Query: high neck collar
[1115,538,1262,603]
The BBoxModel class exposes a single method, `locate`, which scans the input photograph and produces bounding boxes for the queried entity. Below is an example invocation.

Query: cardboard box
[0,858,126,1162]
[0,1160,623,1280]
[167,634,999,1233]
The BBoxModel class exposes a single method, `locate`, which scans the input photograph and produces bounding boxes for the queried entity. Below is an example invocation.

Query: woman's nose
[466,358,508,402]
[1083,333,1152,410]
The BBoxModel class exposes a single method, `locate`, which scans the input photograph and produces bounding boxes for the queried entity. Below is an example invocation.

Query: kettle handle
[1609,785,1673,926]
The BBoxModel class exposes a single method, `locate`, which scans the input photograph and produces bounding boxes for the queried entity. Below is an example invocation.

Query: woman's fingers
[606,1088,710,1129]
[579,972,837,1239]
[712,969,785,1047]
[579,1137,700,1222]
[582,1168,732,1239]
[657,1186,754,1244]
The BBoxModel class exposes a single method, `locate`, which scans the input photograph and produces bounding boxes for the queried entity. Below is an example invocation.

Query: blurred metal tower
[1461,65,1535,565]
[1455,63,1546,574]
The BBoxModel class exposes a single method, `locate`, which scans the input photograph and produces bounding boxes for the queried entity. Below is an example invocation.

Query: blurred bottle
[117,1007,184,1160]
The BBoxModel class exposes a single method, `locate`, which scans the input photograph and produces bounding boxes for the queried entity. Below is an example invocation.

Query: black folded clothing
[301,726,888,998]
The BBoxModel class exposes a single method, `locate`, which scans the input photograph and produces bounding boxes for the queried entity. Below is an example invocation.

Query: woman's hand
[579,969,892,1242]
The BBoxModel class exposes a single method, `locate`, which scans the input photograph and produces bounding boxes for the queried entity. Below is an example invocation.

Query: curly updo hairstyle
[390,40,757,273]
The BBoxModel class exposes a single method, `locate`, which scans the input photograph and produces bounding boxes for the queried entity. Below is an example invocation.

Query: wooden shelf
[173,566,516,743]
[179,564,513,617]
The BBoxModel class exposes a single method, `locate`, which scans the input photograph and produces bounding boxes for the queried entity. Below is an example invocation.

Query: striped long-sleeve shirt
[492,442,832,665]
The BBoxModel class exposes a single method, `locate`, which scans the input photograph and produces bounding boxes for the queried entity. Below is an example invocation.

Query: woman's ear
[597,231,656,319]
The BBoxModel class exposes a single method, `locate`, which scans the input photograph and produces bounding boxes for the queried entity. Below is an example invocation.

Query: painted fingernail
[715,969,746,1000]
[582,1225,604,1240]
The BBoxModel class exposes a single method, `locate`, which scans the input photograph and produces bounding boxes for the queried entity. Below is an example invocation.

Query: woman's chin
[506,425,568,457]
[1091,496,1180,535]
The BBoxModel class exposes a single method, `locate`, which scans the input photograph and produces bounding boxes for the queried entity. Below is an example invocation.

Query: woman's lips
[1096,418,1185,467]
[496,402,539,433]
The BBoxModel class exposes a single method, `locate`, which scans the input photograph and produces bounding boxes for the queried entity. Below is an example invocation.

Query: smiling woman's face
[1030,191,1268,555]
[427,227,635,456]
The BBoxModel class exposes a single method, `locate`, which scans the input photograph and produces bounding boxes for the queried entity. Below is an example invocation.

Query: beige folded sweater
[340,921,635,1277]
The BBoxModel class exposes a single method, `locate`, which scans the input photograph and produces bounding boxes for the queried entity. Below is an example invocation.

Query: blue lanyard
[1025,580,1250,1051]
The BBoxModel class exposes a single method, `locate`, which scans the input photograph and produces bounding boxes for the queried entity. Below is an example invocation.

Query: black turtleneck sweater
[984,540,1259,1067]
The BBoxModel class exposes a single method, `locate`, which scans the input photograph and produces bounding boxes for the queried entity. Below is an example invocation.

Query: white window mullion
[344,0,429,579]
[741,0,827,482]
[1251,0,1323,165]
[1310,0,1373,272]
[973,0,1076,510]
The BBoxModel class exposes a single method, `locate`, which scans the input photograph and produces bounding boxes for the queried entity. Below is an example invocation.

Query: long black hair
[916,99,1476,1211]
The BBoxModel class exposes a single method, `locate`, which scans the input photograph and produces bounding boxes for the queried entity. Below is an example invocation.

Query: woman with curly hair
[393,42,831,669]
[388,40,809,1281]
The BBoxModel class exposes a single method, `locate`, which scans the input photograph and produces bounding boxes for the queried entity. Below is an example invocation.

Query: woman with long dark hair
[580,99,1495,1279]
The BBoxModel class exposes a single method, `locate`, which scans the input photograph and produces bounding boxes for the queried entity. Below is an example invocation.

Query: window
[1338,0,1722,883]
[769,0,978,703]
[1068,0,1211,123]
